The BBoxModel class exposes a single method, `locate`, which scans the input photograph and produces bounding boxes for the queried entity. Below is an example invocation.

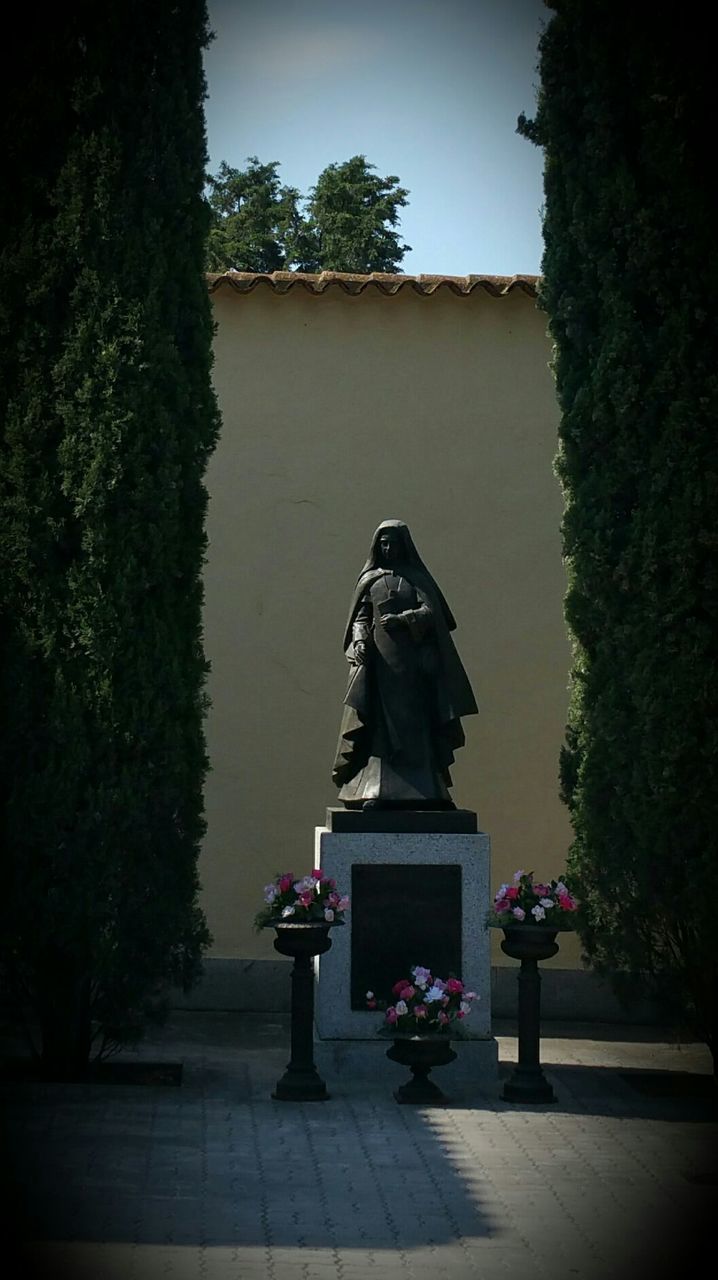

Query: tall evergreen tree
[0,0,219,1075]
[520,3,717,1061]
[206,157,302,272]
[298,155,411,273]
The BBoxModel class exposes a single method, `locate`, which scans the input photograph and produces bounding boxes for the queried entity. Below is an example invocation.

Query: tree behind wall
[206,153,411,273]
[521,3,717,1061]
[0,0,219,1076]
[296,155,411,273]
[206,157,303,272]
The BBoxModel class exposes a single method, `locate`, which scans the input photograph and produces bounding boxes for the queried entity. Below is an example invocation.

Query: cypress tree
[0,1,219,1075]
[520,3,717,1061]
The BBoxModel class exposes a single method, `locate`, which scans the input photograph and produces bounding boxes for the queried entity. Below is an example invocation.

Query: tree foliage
[206,153,411,273]
[206,157,302,272]
[520,2,717,1060]
[0,0,219,1075]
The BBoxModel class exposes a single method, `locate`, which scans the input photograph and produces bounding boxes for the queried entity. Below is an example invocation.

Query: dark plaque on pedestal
[350,864,462,1010]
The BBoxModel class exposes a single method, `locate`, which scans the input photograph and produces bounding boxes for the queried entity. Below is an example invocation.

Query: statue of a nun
[332,520,478,809]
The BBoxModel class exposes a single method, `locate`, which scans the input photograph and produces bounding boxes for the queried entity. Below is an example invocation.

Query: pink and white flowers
[486,870,579,930]
[255,868,349,929]
[367,964,478,1034]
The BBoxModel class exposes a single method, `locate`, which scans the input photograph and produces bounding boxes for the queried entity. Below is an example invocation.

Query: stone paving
[1,1013,714,1280]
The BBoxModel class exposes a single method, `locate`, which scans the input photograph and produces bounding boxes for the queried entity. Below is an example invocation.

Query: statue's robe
[332,537,478,807]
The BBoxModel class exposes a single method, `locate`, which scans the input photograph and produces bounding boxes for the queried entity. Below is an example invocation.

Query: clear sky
[203,0,547,277]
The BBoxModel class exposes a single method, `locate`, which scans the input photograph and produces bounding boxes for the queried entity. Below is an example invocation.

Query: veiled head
[366,519,422,570]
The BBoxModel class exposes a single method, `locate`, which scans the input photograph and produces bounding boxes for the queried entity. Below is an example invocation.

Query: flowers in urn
[366,965,478,1035]
[486,869,579,929]
[254,869,349,930]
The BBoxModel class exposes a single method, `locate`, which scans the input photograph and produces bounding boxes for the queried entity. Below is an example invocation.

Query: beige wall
[202,282,579,969]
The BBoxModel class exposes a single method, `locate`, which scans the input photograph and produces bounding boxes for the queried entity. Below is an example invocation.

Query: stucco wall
[201,281,579,972]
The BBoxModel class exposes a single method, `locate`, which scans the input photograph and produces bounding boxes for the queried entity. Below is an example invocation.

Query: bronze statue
[332,520,478,809]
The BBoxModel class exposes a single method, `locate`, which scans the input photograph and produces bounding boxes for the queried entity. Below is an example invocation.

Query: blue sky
[203,0,547,276]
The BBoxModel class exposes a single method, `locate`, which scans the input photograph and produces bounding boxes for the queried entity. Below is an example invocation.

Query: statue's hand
[353,640,367,665]
[379,612,404,631]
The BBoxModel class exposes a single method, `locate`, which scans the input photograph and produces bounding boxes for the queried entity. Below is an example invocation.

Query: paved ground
[1,1012,714,1280]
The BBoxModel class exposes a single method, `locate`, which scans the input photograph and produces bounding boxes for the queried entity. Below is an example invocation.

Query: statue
[332,520,478,809]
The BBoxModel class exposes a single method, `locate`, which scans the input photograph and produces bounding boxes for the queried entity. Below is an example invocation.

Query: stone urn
[382,1030,458,1104]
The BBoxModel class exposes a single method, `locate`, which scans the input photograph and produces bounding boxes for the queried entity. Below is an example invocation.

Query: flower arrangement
[254,869,349,930]
[486,869,579,929]
[366,965,478,1035]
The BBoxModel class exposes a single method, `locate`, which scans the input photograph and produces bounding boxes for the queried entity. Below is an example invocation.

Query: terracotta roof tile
[207,270,539,298]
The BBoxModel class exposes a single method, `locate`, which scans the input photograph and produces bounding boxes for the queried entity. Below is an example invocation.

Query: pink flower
[505,886,519,901]
[366,999,377,1009]
[445,978,464,994]
[437,1010,449,1025]
[512,906,526,921]
[392,978,411,996]
[278,873,295,893]
[298,891,313,908]
[337,896,350,912]
[533,883,550,897]
[415,1005,427,1018]
[386,1007,398,1024]
[456,1010,465,1019]
[311,868,322,879]
[558,892,577,911]
[465,991,478,1001]
[399,985,415,1001]
[494,899,511,914]
[327,892,340,907]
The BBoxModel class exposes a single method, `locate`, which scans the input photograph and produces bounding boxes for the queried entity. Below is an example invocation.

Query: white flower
[263,884,278,903]
[555,881,567,895]
[411,966,431,988]
[281,904,295,918]
[513,869,527,883]
[495,883,509,899]
[395,1000,409,1016]
[539,898,555,909]
[293,876,314,893]
[531,904,546,921]
[425,984,445,1003]
[366,991,374,1000]
[324,908,334,922]
[459,1000,472,1016]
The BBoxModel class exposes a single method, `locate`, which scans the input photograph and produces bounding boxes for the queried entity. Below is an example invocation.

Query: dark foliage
[207,153,411,273]
[206,157,303,272]
[0,0,219,1075]
[520,2,717,1061]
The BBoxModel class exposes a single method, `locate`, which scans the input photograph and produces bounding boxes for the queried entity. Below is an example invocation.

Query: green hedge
[0,1,220,1075]
[521,2,717,1059]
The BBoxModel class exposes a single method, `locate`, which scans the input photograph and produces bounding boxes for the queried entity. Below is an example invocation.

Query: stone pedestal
[314,810,497,1079]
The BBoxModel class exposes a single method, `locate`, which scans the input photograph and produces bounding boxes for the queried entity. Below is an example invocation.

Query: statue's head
[370,519,417,569]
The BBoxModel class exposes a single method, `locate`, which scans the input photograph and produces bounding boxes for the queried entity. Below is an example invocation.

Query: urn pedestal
[268,921,339,1101]
[499,925,559,1104]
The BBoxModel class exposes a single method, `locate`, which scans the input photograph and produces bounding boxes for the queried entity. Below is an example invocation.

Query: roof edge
[206,270,539,298]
